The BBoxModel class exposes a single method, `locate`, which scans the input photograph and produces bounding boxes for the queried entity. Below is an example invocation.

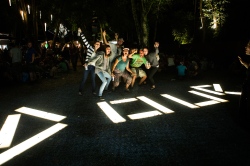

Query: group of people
[0,41,82,84]
[78,29,160,100]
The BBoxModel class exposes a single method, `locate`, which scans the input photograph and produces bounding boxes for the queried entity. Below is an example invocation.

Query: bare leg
[139,76,147,85]
[131,75,137,87]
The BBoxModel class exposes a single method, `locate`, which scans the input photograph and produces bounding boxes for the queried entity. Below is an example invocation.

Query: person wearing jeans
[78,28,101,95]
[79,65,96,95]
[96,71,112,98]
[88,45,114,100]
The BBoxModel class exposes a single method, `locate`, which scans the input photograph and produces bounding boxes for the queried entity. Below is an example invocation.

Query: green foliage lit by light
[202,0,229,31]
[172,29,193,44]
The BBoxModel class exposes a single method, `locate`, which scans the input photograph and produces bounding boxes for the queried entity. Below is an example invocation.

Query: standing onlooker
[144,42,160,90]
[9,43,22,82]
[69,43,79,71]
[238,41,250,127]
[24,41,36,81]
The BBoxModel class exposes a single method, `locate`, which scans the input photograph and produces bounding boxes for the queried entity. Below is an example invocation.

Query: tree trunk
[200,0,206,43]
[141,13,149,47]
[153,0,161,42]
[131,0,141,46]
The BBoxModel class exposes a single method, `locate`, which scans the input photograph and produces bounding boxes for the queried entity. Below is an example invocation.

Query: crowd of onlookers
[0,41,85,86]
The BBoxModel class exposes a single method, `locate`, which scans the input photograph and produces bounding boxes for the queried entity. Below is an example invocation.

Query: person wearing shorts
[129,49,150,88]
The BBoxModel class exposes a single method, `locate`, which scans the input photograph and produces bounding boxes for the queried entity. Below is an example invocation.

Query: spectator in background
[69,43,79,71]
[9,43,22,82]
[238,41,250,128]
[176,61,187,80]
[24,41,37,81]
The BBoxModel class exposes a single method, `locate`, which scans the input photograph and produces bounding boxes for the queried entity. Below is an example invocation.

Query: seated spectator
[176,61,187,80]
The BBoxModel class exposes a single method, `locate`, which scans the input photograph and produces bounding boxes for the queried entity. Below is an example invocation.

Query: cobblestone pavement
[0,65,250,166]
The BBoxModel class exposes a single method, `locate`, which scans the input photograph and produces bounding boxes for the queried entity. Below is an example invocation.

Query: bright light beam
[189,91,228,102]
[15,107,66,122]
[97,102,126,123]
[0,114,21,149]
[110,98,137,104]
[191,87,225,95]
[0,123,67,165]
[161,94,199,109]
[137,96,174,114]
[195,100,220,107]
[190,85,212,88]
[213,84,223,92]
[128,111,162,120]
[224,91,241,95]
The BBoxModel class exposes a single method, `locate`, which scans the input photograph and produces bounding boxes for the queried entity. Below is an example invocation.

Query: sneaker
[78,92,82,96]
[150,85,156,90]
[99,96,105,100]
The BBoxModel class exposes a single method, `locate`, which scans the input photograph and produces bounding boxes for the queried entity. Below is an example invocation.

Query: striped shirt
[80,33,95,63]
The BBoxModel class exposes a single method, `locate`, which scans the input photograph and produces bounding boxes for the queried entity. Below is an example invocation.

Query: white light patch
[189,91,228,102]
[161,94,199,109]
[0,123,67,165]
[195,100,220,107]
[191,87,225,96]
[15,107,66,122]
[137,96,174,114]
[97,102,126,123]
[190,85,212,88]
[0,114,21,149]
[213,84,223,92]
[128,111,162,120]
[224,91,241,95]
[110,98,137,104]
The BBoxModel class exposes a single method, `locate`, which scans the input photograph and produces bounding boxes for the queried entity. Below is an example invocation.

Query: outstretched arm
[102,30,109,45]
[238,56,249,69]
[154,42,159,56]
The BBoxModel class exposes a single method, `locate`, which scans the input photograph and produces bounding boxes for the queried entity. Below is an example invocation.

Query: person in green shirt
[129,49,150,88]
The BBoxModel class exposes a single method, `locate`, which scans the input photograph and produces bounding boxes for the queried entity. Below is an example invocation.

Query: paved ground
[0,64,250,166]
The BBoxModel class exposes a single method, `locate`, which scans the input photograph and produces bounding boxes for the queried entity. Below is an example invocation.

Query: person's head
[94,41,101,50]
[117,38,124,46]
[139,49,144,57]
[245,41,250,55]
[105,45,111,56]
[143,48,149,56]
[27,42,32,48]
[122,48,129,56]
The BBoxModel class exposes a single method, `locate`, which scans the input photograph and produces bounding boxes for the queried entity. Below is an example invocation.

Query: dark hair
[105,45,111,56]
